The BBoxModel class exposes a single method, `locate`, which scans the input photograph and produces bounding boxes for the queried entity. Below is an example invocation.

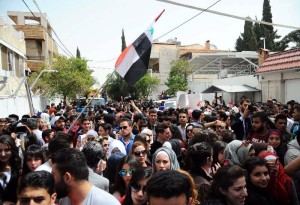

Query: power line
[31,0,74,57]
[20,0,73,57]
[157,0,300,30]
[21,0,35,16]
[154,0,221,40]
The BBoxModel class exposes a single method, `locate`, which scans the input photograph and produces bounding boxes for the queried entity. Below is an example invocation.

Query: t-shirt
[247,131,269,144]
[59,185,120,205]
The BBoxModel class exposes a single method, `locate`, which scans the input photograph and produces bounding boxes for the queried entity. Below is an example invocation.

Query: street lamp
[30,69,58,89]
[260,37,266,49]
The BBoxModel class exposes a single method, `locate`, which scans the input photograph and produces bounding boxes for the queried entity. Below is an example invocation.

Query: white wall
[0,96,49,118]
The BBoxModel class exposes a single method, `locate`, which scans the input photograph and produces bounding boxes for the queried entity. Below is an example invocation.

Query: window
[19,57,25,77]
[8,50,14,72]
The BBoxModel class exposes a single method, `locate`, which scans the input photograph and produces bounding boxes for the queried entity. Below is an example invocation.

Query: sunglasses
[146,140,151,143]
[119,168,134,177]
[133,150,147,157]
[186,129,193,133]
[131,182,147,193]
[120,126,128,130]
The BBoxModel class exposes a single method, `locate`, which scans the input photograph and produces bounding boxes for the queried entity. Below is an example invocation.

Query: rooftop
[256,48,300,73]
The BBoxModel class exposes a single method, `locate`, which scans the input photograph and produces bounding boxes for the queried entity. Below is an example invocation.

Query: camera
[247,105,254,112]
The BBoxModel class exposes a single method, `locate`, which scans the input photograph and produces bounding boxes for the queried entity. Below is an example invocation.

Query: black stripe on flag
[124,33,152,86]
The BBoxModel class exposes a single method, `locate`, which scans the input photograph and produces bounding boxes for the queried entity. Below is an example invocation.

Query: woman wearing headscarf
[259,151,299,205]
[152,146,180,172]
[223,140,255,166]
[108,139,127,158]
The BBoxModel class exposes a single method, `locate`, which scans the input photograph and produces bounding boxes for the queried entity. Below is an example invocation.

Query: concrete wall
[0,96,48,118]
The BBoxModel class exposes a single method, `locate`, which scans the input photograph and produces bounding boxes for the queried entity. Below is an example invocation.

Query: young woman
[131,141,151,168]
[122,168,152,205]
[266,130,286,165]
[204,165,247,205]
[111,155,140,201]
[212,141,227,167]
[0,135,22,204]
[152,146,180,172]
[22,144,45,176]
[258,151,299,205]
[243,156,271,205]
[187,142,214,204]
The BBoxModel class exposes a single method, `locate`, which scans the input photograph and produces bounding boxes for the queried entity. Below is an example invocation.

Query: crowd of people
[0,97,300,205]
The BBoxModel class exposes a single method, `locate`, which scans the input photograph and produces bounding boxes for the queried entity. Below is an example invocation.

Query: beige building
[149,40,225,98]
[7,11,58,72]
[0,15,27,96]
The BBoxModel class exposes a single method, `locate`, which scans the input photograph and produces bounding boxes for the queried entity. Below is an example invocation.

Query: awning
[201,84,260,93]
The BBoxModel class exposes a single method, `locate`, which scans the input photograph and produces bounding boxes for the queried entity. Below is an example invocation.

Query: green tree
[37,55,95,102]
[134,73,160,99]
[165,59,190,96]
[235,18,258,51]
[76,47,81,58]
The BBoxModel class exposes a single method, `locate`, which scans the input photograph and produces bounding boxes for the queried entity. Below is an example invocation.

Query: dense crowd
[0,97,300,205]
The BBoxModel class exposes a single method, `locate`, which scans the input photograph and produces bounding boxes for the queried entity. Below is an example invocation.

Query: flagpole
[155,9,165,22]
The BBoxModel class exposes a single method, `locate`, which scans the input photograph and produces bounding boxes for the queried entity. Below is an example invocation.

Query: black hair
[146,170,192,202]
[219,130,236,143]
[155,123,169,135]
[111,155,140,196]
[192,110,202,120]
[22,145,46,176]
[42,129,53,143]
[207,165,246,202]
[212,141,227,166]
[51,148,89,181]
[48,132,72,156]
[82,141,103,168]
[243,156,268,179]
[169,124,183,141]
[122,168,152,205]
[18,171,55,195]
[0,135,22,174]
[188,142,213,168]
[252,111,268,123]
[274,114,287,123]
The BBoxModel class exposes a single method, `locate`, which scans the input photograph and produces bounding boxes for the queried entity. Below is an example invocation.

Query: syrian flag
[115,10,165,86]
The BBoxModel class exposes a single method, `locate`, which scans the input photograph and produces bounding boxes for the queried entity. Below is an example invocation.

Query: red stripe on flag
[115,44,133,69]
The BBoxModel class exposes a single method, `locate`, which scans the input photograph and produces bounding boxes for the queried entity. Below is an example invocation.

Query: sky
[1,0,300,85]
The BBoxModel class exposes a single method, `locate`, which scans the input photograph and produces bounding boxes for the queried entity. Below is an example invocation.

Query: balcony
[13,25,46,40]
[26,60,44,72]
[26,55,45,61]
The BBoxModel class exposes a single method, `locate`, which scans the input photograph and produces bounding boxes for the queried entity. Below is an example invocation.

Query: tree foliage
[235,17,257,51]
[165,59,190,96]
[76,47,81,58]
[34,55,95,101]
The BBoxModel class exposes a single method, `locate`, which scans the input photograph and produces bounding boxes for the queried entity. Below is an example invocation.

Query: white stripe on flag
[116,46,139,78]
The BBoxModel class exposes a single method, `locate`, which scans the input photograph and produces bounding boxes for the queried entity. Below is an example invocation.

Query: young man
[247,111,270,144]
[150,123,171,156]
[51,148,120,205]
[146,170,194,205]
[18,171,57,205]
[118,118,135,154]
[275,114,292,145]
[177,109,188,141]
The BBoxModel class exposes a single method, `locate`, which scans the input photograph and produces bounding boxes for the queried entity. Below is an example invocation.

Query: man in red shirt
[247,111,270,144]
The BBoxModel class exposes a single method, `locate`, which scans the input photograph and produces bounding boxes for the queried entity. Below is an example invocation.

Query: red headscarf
[259,151,293,205]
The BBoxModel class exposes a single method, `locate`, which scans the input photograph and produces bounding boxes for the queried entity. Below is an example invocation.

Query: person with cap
[50,115,66,133]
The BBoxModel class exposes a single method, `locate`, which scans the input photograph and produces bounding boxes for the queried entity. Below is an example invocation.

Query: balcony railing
[26,56,45,61]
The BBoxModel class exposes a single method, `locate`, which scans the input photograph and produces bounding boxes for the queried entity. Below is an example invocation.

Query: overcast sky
[1,0,299,84]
